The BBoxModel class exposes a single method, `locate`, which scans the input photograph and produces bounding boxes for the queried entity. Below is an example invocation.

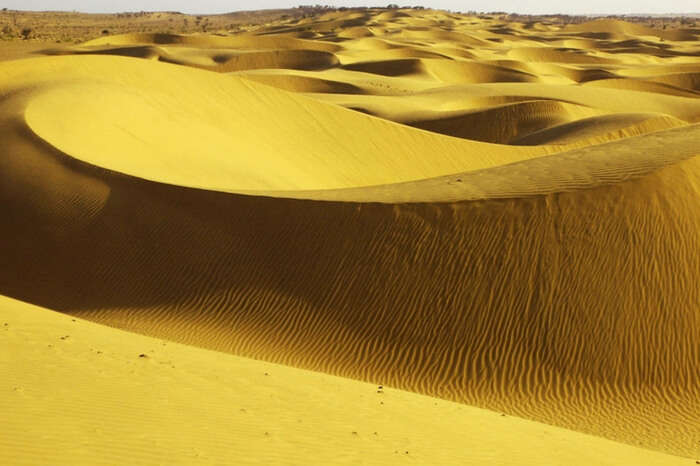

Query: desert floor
[1,7,699,465]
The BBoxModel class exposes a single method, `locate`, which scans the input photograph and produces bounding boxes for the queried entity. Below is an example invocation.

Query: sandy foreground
[1,7,699,464]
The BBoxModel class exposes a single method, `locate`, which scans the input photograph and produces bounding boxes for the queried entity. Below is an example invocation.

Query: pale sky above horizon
[2,1,698,15]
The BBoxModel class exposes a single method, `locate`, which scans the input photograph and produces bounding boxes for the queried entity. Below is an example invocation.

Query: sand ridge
[1,7,699,464]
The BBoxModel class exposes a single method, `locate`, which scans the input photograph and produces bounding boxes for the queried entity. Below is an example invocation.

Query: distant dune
[1,8,699,464]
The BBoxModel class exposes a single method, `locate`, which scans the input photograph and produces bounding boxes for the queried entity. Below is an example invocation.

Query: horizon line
[2,7,699,17]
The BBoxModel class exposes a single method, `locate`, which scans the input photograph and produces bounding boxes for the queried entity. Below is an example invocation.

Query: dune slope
[1,296,691,466]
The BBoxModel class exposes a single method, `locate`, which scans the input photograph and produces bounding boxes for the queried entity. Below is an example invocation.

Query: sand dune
[650,72,700,91]
[512,113,686,145]
[405,100,601,143]
[235,71,367,94]
[11,55,553,191]
[3,295,692,465]
[82,32,343,53]
[584,77,700,98]
[508,47,620,65]
[2,7,699,464]
[342,57,428,77]
[569,19,700,42]
[526,63,619,83]
[37,13,697,148]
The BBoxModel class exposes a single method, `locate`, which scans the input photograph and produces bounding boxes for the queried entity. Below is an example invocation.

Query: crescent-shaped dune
[1,7,699,464]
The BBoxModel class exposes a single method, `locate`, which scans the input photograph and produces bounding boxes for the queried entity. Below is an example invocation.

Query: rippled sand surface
[1,8,699,465]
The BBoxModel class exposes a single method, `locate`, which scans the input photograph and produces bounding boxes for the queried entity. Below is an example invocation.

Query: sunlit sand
[1,7,699,465]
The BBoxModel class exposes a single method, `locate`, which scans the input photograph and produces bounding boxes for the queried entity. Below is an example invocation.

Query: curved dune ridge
[2,7,700,464]
[14,55,555,192]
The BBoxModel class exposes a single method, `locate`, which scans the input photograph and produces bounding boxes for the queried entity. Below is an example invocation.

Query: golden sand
[1,7,699,464]
[0,296,691,465]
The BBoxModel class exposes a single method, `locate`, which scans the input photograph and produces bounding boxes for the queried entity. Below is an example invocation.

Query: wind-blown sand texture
[1,8,699,464]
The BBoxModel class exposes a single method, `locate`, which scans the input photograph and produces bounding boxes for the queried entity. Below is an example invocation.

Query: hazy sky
[3,1,698,15]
